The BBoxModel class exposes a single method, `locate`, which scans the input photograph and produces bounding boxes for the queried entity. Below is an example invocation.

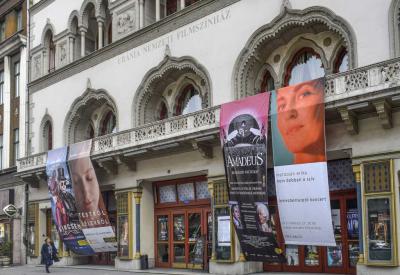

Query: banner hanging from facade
[68,140,117,253]
[46,147,94,255]
[220,92,283,262]
[271,78,335,246]
[46,141,117,255]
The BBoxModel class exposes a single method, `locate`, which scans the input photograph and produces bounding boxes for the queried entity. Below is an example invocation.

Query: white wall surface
[30,0,394,152]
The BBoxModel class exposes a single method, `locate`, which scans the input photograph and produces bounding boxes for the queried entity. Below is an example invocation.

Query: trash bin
[140,255,148,270]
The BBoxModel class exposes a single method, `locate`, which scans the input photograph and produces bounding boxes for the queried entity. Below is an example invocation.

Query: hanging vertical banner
[46,147,95,255]
[68,140,117,252]
[220,92,283,262]
[271,78,335,246]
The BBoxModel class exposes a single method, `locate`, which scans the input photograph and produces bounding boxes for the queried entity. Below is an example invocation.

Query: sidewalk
[0,265,346,275]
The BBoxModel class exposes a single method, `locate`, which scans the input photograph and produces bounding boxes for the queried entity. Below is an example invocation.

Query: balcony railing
[17,57,400,174]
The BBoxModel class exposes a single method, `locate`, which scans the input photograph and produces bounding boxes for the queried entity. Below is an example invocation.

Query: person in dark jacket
[41,237,57,273]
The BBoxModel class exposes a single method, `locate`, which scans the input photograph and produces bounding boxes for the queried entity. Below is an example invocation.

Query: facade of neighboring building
[0,0,28,266]
[15,0,400,274]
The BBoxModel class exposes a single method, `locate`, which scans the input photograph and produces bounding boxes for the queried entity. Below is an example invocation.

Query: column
[352,164,364,264]
[3,55,10,169]
[97,18,104,49]
[133,190,142,259]
[69,36,75,62]
[180,0,185,10]
[139,0,144,29]
[156,0,160,21]
[80,27,86,57]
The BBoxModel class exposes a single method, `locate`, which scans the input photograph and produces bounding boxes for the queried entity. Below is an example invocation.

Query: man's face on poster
[276,81,324,154]
[71,157,100,213]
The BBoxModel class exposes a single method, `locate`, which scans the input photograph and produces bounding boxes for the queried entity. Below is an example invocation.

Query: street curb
[34,265,206,275]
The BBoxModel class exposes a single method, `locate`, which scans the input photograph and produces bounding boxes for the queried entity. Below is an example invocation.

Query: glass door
[156,213,170,267]
[188,210,202,269]
[172,212,186,268]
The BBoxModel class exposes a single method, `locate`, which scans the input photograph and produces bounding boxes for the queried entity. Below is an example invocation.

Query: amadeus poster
[220,92,283,262]
[46,141,117,255]
[68,140,117,253]
[46,147,94,255]
[271,78,335,246]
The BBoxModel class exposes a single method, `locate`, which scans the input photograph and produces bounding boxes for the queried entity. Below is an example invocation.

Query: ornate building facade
[15,0,400,274]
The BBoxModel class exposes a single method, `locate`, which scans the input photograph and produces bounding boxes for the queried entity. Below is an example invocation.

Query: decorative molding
[373,99,393,129]
[338,107,358,135]
[63,88,118,145]
[29,0,56,15]
[95,157,118,175]
[389,0,400,57]
[38,113,53,152]
[28,0,241,93]
[132,55,212,127]
[233,6,357,99]
[192,141,213,159]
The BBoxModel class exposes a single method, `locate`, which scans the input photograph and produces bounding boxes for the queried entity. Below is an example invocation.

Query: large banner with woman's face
[220,92,283,263]
[68,140,117,253]
[271,78,335,246]
[46,141,117,255]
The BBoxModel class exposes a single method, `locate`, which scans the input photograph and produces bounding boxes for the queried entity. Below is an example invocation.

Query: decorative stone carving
[59,42,68,65]
[117,8,136,34]
[133,55,212,127]
[373,99,393,129]
[338,107,358,135]
[233,6,357,99]
[192,141,213,159]
[33,55,42,80]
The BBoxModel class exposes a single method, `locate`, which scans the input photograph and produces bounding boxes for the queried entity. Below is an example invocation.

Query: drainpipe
[24,0,31,264]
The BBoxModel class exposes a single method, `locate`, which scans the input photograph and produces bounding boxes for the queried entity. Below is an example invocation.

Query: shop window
[363,160,397,266]
[213,180,235,262]
[284,48,325,86]
[28,203,39,256]
[260,70,275,92]
[100,111,116,136]
[117,192,132,259]
[175,84,202,115]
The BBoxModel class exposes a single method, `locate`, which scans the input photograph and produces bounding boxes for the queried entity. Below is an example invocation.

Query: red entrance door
[264,190,358,274]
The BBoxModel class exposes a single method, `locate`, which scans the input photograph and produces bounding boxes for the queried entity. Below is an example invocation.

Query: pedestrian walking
[41,237,58,273]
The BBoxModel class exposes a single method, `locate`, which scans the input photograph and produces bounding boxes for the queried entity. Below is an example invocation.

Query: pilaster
[3,55,10,168]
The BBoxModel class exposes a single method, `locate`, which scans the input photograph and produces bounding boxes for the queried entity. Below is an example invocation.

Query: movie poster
[220,92,283,262]
[68,140,117,252]
[46,147,94,255]
[271,78,335,246]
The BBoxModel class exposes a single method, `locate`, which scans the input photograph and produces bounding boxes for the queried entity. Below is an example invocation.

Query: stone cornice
[28,0,240,93]
[0,32,26,58]
[29,0,55,15]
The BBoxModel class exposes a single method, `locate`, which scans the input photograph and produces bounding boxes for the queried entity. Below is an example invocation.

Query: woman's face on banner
[71,158,100,213]
[276,82,324,155]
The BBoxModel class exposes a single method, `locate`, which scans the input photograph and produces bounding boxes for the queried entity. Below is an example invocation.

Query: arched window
[158,101,168,121]
[260,70,275,92]
[87,124,95,139]
[100,111,116,136]
[44,30,56,73]
[70,16,81,61]
[43,121,53,151]
[284,48,325,86]
[175,84,202,115]
[334,47,349,73]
